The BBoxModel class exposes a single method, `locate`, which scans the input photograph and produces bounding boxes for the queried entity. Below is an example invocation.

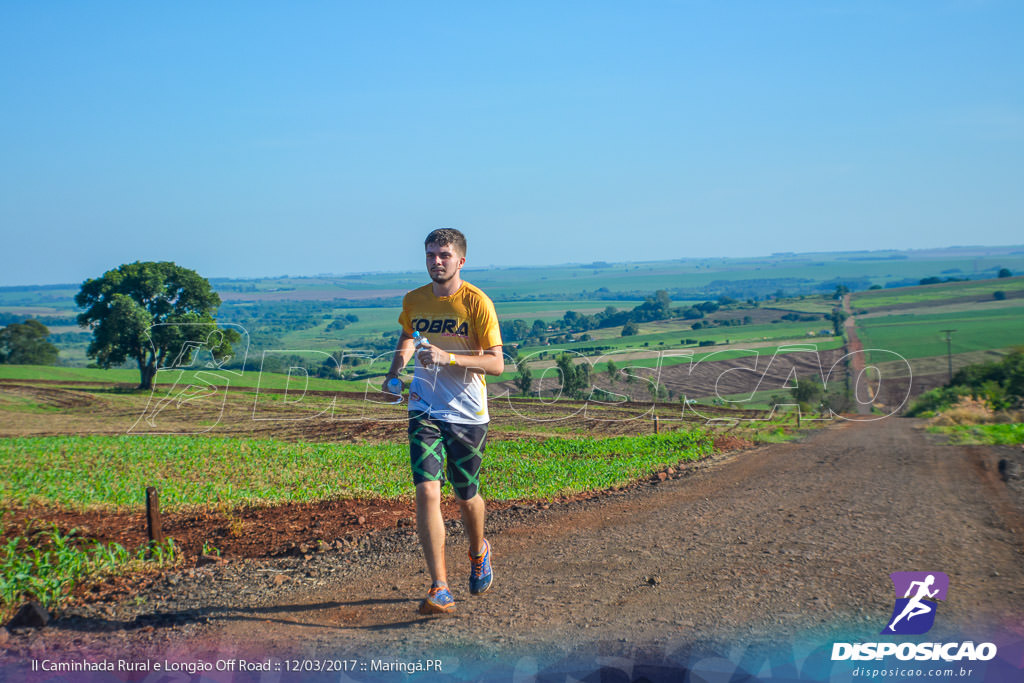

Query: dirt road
[4,418,1024,679]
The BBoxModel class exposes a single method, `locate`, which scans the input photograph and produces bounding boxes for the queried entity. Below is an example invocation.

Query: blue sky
[2,1,1022,286]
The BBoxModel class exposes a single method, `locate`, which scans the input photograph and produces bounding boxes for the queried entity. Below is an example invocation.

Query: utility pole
[940,329,956,383]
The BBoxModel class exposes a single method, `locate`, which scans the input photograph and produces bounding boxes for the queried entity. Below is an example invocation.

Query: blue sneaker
[418,582,455,614]
[469,539,493,595]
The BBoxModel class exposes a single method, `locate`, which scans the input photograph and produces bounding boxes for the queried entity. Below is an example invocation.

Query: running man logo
[882,572,949,635]
[410,318,469,337]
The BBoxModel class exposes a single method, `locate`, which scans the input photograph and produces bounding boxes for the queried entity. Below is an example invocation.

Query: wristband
[449,353,457,366]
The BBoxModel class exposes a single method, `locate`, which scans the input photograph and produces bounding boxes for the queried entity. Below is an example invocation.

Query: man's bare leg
[415,481,447,585]
[457,493,486,556]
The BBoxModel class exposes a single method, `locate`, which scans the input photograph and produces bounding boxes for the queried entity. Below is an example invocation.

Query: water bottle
[413,331,436,370]
[385,376,402,396]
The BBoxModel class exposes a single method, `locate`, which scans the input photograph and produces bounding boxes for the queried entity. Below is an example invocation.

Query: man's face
[425,241,465,284]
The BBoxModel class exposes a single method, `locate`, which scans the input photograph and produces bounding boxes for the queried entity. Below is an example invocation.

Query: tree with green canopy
[76,261,239,389]
[556,352,591,399]
[606,359,619,383]
[0,319,59,365]
[513,357,534,396]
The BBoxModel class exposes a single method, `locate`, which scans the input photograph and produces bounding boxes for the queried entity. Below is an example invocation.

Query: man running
[383,228,504,614]
[887,574,940,632]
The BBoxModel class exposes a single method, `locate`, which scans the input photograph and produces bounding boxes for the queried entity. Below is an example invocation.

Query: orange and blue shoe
[418,582,455,615]
[469,539,493,595]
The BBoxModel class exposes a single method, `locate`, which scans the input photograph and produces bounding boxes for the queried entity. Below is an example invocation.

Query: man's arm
[417,344,504,376]
[382,331,416,391]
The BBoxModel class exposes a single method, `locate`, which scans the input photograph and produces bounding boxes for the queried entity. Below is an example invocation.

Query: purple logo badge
[882,572,949,635]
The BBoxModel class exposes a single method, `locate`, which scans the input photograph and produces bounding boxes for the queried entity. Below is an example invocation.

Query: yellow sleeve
[398,295,414,334]
[474,295,503,349]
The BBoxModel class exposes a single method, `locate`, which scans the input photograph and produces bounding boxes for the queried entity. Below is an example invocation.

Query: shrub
[906,385,970,417]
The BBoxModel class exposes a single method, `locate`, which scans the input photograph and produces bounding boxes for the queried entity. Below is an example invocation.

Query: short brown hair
[424,228,466,257]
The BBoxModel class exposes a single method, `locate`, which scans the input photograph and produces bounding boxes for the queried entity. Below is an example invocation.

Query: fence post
[654,415,660,434]
[146,486,164,544]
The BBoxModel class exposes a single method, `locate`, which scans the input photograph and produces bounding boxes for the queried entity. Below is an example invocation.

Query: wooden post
[146,487,164,544]
[797,411,801,429]
[654,415,660,434]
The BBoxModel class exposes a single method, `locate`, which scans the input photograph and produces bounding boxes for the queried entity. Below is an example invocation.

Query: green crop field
[858,297,1024,319]
[275,300,645,352]
[493,300,644,320]
[0,364,368,393]
[856,305,1024,364]
[0,431,714,510]
[595,339,847,372]
[869,349,1010,382]
[278,308,399,350]
[0,286,80,312]
[768,297,839,314]
[850,276,1024,311]
[512,319,837,356]
[492,338,846,384]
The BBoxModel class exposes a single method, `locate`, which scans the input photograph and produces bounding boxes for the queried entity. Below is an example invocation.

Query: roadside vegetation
[927,423,1024,445]
[907,349,1024,445]
[907,348,1024,418]
[0,517,179,622]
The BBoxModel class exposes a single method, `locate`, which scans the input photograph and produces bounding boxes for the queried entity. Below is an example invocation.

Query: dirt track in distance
[5,416,1023,676]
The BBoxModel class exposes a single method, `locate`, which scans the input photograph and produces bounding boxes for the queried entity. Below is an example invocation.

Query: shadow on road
[46,597,418,634]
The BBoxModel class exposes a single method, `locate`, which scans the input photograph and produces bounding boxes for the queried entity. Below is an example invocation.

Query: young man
[383,228,504,614]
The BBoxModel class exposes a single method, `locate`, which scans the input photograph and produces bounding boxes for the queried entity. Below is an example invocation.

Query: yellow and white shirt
[398,281,502,425]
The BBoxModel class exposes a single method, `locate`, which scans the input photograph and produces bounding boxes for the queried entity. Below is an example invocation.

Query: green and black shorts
[408,416,488,500]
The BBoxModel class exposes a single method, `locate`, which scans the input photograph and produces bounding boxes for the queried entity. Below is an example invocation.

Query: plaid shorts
[408,416,488,500]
